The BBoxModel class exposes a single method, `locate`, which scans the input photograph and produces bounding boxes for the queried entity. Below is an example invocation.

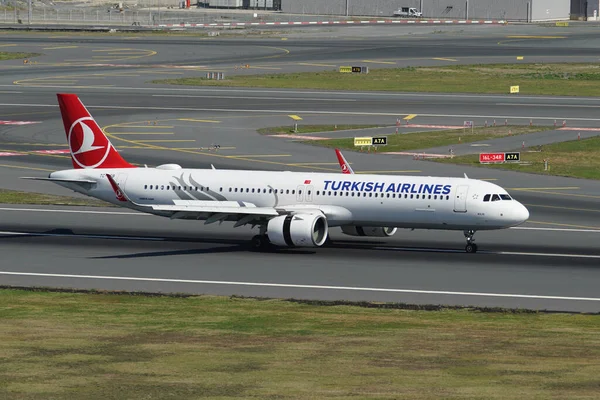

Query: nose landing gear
[464,230,477,253]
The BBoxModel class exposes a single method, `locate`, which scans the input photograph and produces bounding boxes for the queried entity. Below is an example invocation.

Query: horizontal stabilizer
[20,177,97,184]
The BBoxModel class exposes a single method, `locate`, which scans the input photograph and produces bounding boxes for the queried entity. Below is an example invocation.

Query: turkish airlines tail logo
[335,149,354,174]
[57,93,135,170]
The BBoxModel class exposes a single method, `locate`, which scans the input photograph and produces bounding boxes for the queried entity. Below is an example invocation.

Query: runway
[0,205,600,312]
[1,23,600,312]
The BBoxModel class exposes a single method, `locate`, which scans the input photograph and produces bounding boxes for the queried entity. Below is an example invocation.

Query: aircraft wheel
[251,234,271,251]
[465,243,478,253]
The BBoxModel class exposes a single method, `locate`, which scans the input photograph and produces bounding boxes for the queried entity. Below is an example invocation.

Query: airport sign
[372,136,387,145]
[354,137,373,146]
[479,152,521,163]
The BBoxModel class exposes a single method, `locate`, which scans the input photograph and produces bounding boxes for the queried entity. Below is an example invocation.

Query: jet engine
[268,213,328,247]
[341,225,397,237]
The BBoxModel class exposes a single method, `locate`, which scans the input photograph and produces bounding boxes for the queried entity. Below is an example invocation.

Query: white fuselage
[50,167,529,231]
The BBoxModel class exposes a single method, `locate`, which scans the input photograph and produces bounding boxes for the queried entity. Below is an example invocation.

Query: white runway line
[375,246,600,259]
[152,94,357,102]
[4,102,600,122]
[0,270,599,302]
[0,231,164,241]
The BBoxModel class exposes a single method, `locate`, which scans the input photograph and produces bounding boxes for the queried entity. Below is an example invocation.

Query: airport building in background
[202,0,573,21]
[279,0,570,21]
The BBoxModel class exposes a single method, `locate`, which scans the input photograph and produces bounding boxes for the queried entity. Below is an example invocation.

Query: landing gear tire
[465,243,478,253]
[463,230,477,253]
[251,234,271,251]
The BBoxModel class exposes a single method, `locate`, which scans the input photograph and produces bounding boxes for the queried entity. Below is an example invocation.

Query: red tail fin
[57,93,135,169]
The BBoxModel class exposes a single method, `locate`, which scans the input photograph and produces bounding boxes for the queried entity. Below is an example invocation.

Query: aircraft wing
[150,200,279,216]
[106,175,347,227]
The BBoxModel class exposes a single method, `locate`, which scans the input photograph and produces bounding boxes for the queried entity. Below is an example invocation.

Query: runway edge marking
[0,271,598,303]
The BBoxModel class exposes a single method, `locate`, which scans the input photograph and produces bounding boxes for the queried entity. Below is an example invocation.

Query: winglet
[211,164,216,170]
[464,173,469,179]
[335,148,354,174]
[106,174,130,203]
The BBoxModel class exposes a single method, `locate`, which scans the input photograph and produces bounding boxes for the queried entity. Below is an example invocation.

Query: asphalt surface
[1,24,600,312]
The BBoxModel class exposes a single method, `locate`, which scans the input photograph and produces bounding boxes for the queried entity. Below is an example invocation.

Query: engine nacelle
[268,213,328,247]
[341,225,397,237]
[156,164,182,170]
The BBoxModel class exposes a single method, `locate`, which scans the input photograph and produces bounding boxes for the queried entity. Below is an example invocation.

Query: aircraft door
[296,185,304,202]
[453,185,468,213]
[306,185,314,202]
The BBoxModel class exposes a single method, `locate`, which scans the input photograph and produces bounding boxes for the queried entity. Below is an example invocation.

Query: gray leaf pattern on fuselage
[189,174,227,201]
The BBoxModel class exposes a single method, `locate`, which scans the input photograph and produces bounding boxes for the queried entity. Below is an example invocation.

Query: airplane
[22,93,529,253]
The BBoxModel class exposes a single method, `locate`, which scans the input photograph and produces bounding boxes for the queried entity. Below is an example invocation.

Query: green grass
[0,52,40,61]
[153,63,600,96]
[257,124,384,135]
[435,136,600,180]
[0,289,598,399]
[0,189,113,207]
[302,125,554,152]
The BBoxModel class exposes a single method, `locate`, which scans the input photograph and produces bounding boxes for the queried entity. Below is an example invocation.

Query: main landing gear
[464,230,477,253]
[251,225,272,251]
[251,234,271,250]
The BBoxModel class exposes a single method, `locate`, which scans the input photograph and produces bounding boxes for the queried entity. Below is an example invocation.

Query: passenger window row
[143,185,450,200]
[483,194,512,202]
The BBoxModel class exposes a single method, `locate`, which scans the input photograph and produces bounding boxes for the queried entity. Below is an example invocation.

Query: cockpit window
[491,194,501,201]
[500,194,512,200]
[483,194,490,202]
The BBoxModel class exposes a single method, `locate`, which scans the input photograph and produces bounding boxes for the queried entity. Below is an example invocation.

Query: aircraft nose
[514,202,529,225]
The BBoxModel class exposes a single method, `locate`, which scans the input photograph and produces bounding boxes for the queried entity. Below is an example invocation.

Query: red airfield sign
[479,153,505,163]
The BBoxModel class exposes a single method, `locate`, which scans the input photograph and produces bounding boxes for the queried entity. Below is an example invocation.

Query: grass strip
[257,124,384,135]
[153,63,600,96]
[0,51,40,61]
[0,189,113,207]
[301,125,553,152]
[434,136,600,180]
[0,289,598,399]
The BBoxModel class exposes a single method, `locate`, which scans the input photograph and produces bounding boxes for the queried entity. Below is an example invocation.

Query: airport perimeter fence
[0,1,351,27]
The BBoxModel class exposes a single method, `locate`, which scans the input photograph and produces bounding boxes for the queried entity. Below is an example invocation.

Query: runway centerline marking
[178,118,221,123]
[7,85,600,103]
[362,60,396,64]
[524,203,600,213]
[0,231,163,241]
[153,95,356,102]
[512,227,600,233]
[8,102,600,123]
[501,103,600,108]
[0,271,598,303]
[376,246,600,260]
[298,62,337,67]
[526,220,600,230]
[43,45,79,50]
